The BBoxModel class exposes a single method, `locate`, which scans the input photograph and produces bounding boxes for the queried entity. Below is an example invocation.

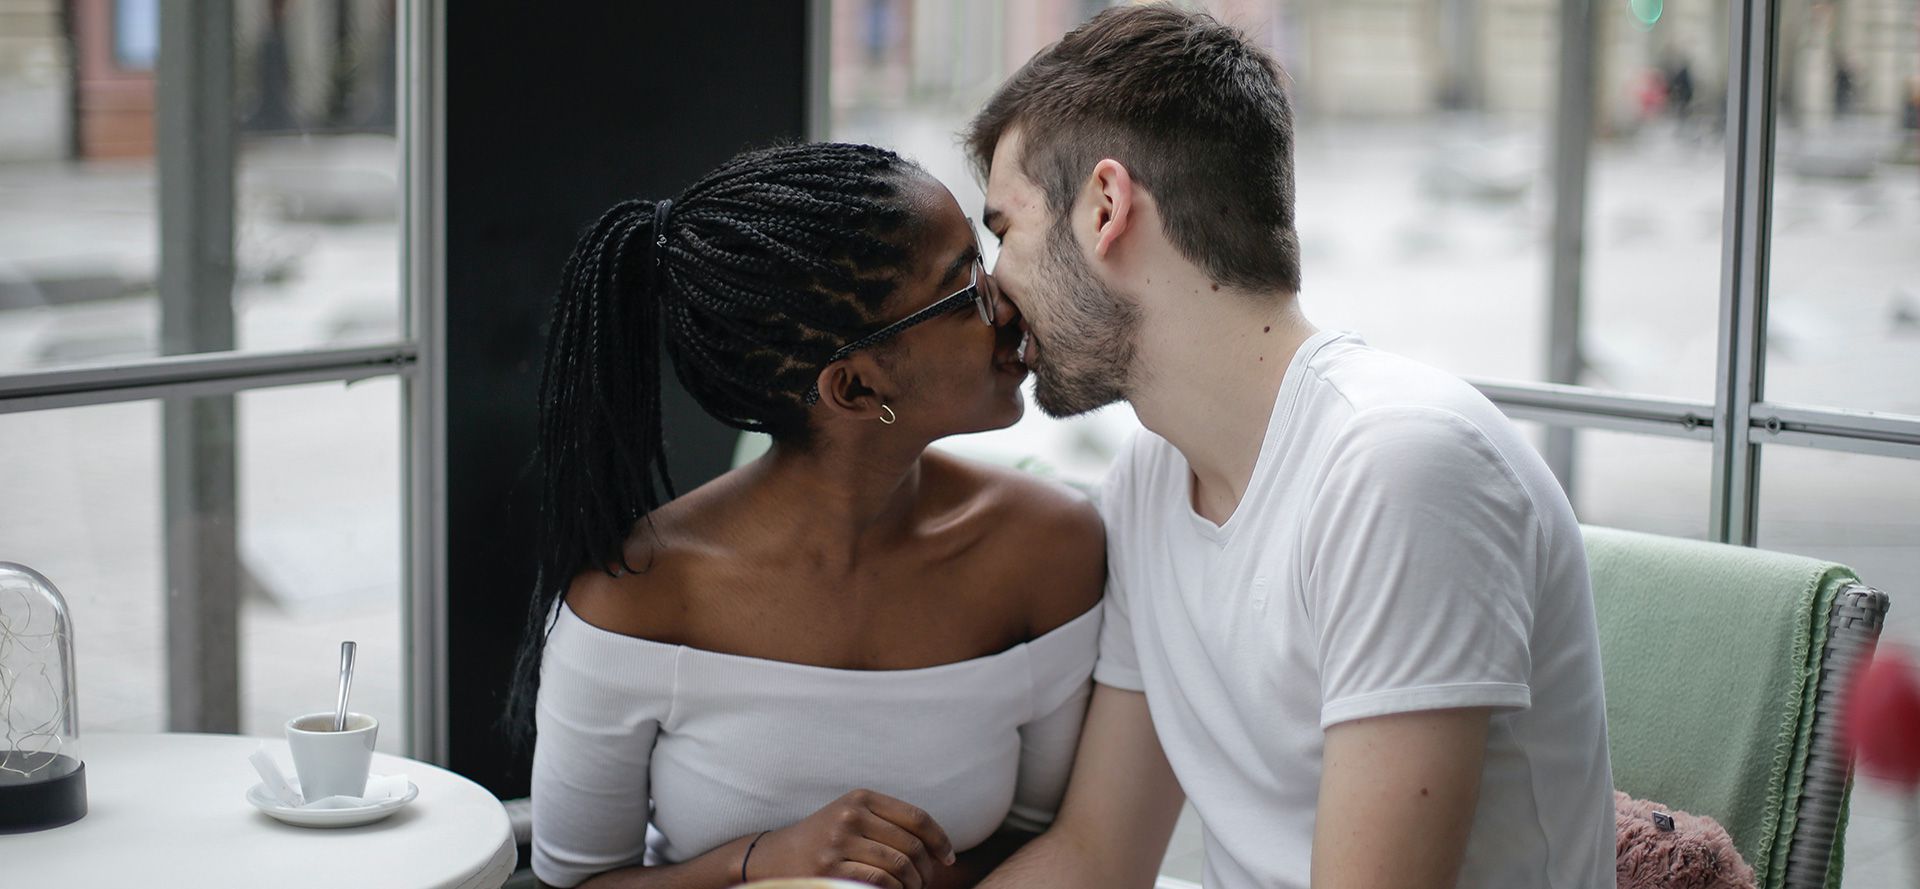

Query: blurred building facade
[0,0,70,161]
[830,0,1920,137]
[0,0,394,162]
[6,0,1915,164]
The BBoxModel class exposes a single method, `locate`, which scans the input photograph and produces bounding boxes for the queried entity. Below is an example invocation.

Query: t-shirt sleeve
[1300,406,1539,730]
[1004,605,1101,833]
[531,607,674,888]
[1092,577,1143,691]
[1092,438,1146,692]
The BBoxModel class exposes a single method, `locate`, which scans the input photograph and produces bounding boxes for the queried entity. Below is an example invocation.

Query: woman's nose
[987,273,1021,327]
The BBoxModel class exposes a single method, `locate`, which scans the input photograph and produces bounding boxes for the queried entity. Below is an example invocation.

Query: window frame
[0,0,448,764]
[1,0,1915,769]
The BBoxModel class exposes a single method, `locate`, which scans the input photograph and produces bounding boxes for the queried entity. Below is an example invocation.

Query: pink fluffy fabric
[1614,790,1757,889]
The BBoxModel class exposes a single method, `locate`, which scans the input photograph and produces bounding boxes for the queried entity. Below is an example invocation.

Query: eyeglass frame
[803,219,997,405]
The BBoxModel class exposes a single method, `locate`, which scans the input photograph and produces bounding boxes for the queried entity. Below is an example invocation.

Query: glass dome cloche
[0,562,86,832]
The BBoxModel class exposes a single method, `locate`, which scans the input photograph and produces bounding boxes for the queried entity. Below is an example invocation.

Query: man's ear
[1086,158,1135,259]
[815,357,891,422]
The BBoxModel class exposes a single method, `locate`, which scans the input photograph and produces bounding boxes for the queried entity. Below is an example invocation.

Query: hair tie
[645,199,673,288]
[651,200,672,258]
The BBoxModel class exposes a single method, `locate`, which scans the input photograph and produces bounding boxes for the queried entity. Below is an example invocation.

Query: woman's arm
[545,832,758,889]
[551,790,959,889]
[530,606,669,888]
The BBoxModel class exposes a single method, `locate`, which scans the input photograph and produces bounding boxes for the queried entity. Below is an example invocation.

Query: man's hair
[965,4,1300,294]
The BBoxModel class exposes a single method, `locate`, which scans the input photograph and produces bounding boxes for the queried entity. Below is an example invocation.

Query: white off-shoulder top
[530,600,1101,888]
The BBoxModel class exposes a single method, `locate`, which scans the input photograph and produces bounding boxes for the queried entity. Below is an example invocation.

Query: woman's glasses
[804,221,997,405]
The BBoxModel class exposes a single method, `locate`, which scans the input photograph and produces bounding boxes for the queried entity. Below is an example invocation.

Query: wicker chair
[1584,526,1890,889]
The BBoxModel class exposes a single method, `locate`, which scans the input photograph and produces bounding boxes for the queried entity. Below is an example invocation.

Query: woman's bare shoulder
[561,493,723,642]
[928,451,1107,636]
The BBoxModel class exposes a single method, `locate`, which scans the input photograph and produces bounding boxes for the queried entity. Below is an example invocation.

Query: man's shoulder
[1302,358,1577,553]
[1096,429,1185,523]
[1306,338,1496,424]
[1300,343,1528,473]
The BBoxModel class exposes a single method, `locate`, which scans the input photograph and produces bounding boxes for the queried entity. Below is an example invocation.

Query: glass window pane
[830,1,1727,477]
[1299,1,1727,400]
[1764,0,1920,415]
[0,0,400,374]
[0,400,164,733]
[1510,421,1712,537]
[1571,427,1712,538]
[234,378,403,746]
[1579,20,1730,402]
[1757,445,1918,650]
[0,377,405,752]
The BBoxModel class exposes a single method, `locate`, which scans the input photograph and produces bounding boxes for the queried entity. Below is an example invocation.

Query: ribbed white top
[531,601,1101,888]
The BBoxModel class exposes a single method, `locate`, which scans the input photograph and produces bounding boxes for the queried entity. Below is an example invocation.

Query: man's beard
[1027,217,1140,418]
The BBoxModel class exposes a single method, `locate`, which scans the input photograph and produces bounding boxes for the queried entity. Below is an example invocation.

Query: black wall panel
[445,1,809,796]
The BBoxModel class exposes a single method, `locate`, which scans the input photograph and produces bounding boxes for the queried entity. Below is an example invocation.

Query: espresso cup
[286,711,377,801]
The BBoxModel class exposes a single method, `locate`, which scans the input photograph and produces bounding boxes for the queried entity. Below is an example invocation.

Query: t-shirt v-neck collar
[1182,329,1350,544]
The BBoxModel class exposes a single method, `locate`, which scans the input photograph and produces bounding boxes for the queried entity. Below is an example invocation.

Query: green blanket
[1584,526,1859,889]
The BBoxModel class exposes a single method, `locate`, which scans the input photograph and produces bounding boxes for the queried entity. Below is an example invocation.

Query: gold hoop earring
[879,404,897,425]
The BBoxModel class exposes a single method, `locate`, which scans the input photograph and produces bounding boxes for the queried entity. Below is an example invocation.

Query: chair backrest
[1583,526,1889,889]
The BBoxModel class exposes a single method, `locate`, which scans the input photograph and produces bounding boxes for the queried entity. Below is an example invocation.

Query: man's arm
[977,683,1185,889]
[1311,707,1492,889]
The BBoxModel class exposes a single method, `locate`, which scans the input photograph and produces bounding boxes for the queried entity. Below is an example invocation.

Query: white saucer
[246,776,418,828]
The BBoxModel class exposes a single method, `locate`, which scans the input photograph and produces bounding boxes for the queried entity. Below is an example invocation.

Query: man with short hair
[967,6,1613,888]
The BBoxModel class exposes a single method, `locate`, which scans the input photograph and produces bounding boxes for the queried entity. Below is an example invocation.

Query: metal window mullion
[1752,402,1920,461]
[1758,429,1920,462]
[1543,0,1602,494]
[1470,379,1716,441]
[1755,403,1920,439]
[805,0,831,142]
[157,0,240,734]
[1710,0,1779,546]
[401,0,451,767]
[0,344,416,414]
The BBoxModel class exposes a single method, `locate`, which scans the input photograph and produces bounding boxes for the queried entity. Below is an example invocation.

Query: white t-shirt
[1096,331,1613,889]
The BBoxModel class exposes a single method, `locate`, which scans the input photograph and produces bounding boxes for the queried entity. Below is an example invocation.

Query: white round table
[0,732,517,888]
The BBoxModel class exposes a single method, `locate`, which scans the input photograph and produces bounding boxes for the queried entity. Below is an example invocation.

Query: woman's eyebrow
[938,243,977,287]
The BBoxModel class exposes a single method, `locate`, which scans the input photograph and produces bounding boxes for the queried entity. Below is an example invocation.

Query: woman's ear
[815,357,891,422]
[1087,158,1135,259]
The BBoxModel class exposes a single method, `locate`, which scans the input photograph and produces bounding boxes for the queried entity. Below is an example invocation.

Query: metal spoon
[333,640,357,732]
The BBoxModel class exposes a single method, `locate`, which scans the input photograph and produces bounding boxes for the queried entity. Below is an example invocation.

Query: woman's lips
[995,331,1032,381]
[993,323,1029,371]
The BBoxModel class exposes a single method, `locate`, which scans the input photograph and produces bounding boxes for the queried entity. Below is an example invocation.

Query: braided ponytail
[506,142,924,748]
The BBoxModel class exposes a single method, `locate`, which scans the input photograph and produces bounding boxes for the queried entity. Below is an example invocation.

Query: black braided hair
[504,142,923,748]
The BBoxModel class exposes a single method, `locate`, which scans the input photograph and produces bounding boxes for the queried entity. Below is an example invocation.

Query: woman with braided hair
[518,143,1105,889]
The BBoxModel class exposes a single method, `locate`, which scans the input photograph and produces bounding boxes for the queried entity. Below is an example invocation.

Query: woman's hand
[748,789,958,889]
